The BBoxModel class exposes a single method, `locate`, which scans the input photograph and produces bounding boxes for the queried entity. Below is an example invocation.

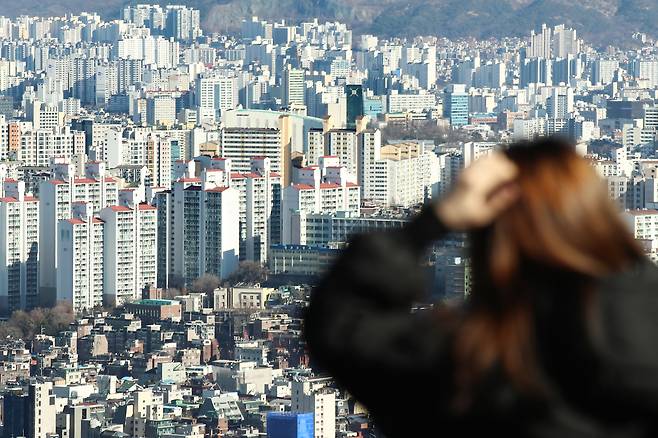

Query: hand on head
[436,152,520,232]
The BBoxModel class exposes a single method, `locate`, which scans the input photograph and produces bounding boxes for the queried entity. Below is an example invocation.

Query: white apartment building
[623,210,658,241]
[357,129,381,189]
[591,59,619,85]
[592,160,619,178]
[148,187,171,290]
[19,126,85,167]
[221,109,325,185]
[0,180,39,315]
[0,117,8,160]
[40,160,118,306]
[307,128,380,178]
[632,59,658,88]
[237,158,281,263]
[546,87,574,119]
[512,117,568,141]
[28,382,57,438]
[170,169,240,285]
[621,124,658,148]
[56,202,104,313]
[363,142,440,208]
[145,133,173,189]
[387,90,436,113]
[105,128,176,189]
[105,126,148,168]
[282,157,360,244]
[0,117,21,161]
[185,156,282,264]
[155,128,189,161]
[462,141,497,167]
[115,35,180,69]
[306,128,326,166]
[35,105,61,131]
[220,127,282,175]
[72,162,120,212]
[127,389,165,437]
[607,175,641,210]
[326,129,358,179]
[100,197,157,307]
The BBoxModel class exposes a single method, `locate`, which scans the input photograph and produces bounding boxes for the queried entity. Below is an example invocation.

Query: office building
[282,66,306,108]
[267,412,314,438]
[345,84,364,129]
[196,74,238,123]
[443,84,469,127]
[289,212,407,247]
[146,95,176,127]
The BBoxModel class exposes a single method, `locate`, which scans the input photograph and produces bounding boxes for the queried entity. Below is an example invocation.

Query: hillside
[2,0,658,46]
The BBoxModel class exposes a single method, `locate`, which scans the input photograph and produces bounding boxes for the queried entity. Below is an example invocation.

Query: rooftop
[130,299,179,306]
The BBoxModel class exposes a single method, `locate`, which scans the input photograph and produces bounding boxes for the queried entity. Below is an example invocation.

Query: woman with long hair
[304,136,657,437]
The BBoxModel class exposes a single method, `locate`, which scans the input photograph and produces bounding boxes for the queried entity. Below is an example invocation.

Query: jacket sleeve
[585,259,658,419]
[303,205,457,421]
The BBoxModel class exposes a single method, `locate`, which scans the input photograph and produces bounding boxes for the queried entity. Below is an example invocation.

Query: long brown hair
[451,136,643,409]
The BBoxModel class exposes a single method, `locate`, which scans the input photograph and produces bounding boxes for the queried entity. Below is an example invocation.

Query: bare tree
[161,288,183,299]
[0,302,74,339]
[224,261,268,286]
[192,274,222,294]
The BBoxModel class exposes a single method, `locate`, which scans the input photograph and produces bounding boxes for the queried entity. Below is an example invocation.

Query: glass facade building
[267,412,314,438]
[345,84,364,129]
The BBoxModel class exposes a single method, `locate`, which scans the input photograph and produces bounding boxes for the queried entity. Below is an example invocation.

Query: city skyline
[0,4,657,437]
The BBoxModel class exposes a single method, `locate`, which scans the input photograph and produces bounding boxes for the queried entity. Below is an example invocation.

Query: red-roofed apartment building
[99,199,157,307]
[0,180,39,316]
[39,159,119,306]
[56,202,104,313]
[281,159,360,244]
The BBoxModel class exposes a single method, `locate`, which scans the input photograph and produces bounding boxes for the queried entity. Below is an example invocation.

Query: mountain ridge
[2,0,656,46]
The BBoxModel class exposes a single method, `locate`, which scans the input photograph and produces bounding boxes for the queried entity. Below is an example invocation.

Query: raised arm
[302,153,520,429]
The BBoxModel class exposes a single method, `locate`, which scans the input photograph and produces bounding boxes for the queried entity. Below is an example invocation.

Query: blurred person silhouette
[304,136,658,437]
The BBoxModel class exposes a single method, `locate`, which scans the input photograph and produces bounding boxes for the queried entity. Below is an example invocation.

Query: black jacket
[304,206,658,437]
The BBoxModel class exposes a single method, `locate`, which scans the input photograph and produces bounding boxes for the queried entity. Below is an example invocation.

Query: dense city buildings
[0,4,656,437]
